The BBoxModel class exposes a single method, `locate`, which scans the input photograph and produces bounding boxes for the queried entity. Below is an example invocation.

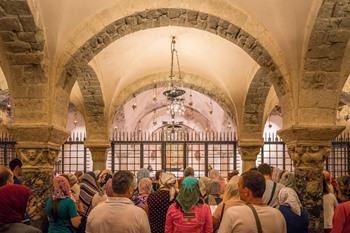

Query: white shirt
[86,197,151,233]
[218,204,287,233]
[323,193,338,229]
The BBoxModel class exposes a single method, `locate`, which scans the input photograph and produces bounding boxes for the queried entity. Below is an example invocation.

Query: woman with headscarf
[208,169,225,194]
[137,168,150,183]
[206,180,223,206]
[132,177,153,213]
[0,184,41,233]
[212,176,244,231]
[165,177,212,233]
[199,176,211,199]
[323,176,338,233]
[278,187,309,233]
[279,172,296,189]
[90,173,113,210]
[79,172,99,216]
[97,169,113,189]
[332,175,350,233]
[45,176,81,233]
[147,172,177,233]
[152,170,164,191]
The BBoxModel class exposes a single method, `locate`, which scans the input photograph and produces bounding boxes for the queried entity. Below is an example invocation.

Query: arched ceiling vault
[50,7,295,139]
[109,72,237,127]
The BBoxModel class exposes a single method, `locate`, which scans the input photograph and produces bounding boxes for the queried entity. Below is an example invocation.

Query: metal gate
[110,131,238,177]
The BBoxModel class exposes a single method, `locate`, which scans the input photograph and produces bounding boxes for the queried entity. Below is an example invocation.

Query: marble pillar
[18,148,59,228]
[279,125,344,233]
[10,125,70,230]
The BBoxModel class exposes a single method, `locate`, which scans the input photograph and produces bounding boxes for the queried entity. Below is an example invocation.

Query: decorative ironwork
[0,131,349,179]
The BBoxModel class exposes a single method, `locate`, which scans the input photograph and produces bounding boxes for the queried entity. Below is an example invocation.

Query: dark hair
[0,166,12,187]
[257,163,272,176]
[227,170,239,181]
[155,170,163,180]
[9,158,22,171]
[184,167,194,177]
[241,170,266,198]
[323,176,330,194]
[112,171,135,194]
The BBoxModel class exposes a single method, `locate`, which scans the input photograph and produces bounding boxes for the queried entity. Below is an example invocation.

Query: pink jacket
[165,203,213,233]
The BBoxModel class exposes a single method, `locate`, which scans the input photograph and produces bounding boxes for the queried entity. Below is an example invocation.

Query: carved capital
[287,144,330,168]
[10,124,69,150]
[240,145,261,161]
[17,148,59,170]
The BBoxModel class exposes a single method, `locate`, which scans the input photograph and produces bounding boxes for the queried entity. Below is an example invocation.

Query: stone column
[85,141,110,171]
[17,148,59,227]
[239,139,263,172]
[278,125,344,233]
[10,125,69,229]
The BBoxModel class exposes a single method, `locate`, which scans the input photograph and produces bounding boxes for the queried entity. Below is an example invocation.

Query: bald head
[0,166,13,187]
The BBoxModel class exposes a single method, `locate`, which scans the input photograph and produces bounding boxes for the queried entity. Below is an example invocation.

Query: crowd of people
[0,158,350,233]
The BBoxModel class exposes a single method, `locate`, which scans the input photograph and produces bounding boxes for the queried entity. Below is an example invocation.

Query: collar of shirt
[106,197,134,205]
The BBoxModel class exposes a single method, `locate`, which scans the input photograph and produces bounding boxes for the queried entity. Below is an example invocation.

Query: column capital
[84,140,110,149]
[239,139,263,172]
[278,125,344,145]
[85,141,110,171]
[9,124,70,150]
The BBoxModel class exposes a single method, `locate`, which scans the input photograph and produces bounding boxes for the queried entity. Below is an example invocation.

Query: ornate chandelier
[163,36,186,122]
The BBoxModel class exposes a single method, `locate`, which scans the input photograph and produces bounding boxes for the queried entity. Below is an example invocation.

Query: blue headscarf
[176,177,201,212]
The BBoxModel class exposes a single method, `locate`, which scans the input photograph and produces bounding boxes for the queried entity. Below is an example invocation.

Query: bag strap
[213,203,226,232]
[267,182,277,206]
[246,204,263,233]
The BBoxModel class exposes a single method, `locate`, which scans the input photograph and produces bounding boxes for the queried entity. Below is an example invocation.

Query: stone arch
[241,68,272,138]
[0,0,48,124]
[301,0,350,125]
[109,72,237,127]
[72,64,108,142]
[54,8,293,135]
[61,8,288,96]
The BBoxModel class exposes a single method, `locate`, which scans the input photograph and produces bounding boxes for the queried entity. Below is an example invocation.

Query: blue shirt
[279,205,309,233]
[45,198,78,233]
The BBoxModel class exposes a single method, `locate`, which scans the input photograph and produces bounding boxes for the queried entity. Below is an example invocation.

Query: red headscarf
[0,184,31,224]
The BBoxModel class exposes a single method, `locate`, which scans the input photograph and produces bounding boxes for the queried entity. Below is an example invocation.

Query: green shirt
[45,198,78,233]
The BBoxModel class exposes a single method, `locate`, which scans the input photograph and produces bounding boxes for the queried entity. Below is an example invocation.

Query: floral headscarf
[278,187,302,216]
[53,176,71,200]
[160,173,177,201]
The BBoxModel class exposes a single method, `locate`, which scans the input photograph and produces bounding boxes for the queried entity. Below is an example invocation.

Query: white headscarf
[160,173,177,201]
[278,187,302,216]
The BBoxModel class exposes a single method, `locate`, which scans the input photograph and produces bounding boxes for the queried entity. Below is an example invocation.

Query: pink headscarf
[0,184,31,224]
[53,176,71,200]
[105,179,113,197]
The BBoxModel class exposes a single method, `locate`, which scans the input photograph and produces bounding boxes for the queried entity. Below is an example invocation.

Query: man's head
[9,158,22,177]
[112,170,136,198]
[0,165,14,187]
[257,163,272,179]
[238,170,266,202]
[183,167,194,178]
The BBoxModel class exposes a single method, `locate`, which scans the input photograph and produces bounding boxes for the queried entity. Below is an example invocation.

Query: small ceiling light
[209,100,213,115]
[132,94,137,110]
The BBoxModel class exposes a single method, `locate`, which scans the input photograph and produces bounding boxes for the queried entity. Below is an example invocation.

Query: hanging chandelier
[163,36,186,122]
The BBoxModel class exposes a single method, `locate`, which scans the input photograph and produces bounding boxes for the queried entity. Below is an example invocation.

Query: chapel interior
[0,0,349,233]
